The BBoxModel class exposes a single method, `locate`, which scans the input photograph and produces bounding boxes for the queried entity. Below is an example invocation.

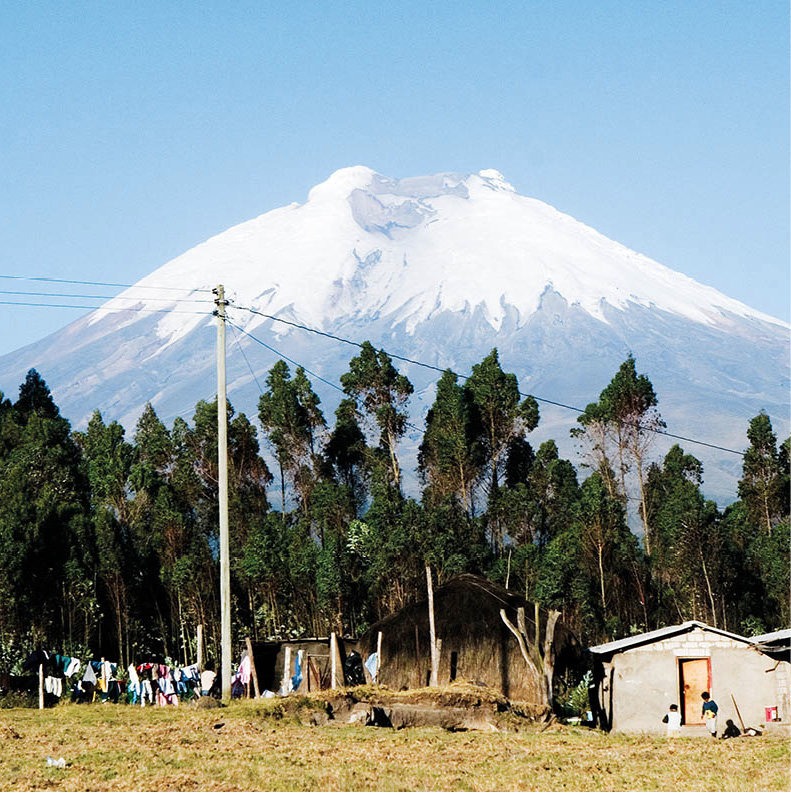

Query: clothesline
[21,650,220,707]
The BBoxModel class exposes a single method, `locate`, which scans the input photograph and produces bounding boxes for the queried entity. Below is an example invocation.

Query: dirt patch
[308,680,547,732]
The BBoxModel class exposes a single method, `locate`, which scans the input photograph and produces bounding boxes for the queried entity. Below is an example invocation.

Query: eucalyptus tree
[324,397,369,510]
[0,371,95,650]
[571,355,663,553]
[418,369,481,512]
[466,349,539,500]
[738,413,787,536]
[259,361,325,515]
[340,341,413,490]
[74,411,136,666]
[464,349,539,554]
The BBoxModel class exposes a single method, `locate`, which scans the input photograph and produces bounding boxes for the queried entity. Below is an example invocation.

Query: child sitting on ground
[720,718,741,739]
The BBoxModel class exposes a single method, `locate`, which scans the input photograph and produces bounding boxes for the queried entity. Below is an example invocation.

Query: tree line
[0,346,787,673]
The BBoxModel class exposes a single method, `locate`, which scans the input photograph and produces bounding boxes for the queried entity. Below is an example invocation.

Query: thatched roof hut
[359,573,580,703]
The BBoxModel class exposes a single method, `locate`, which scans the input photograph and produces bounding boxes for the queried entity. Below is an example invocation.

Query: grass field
[0,699,788,791]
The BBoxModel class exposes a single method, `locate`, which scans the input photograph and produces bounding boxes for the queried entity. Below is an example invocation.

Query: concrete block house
[588,621,789,734]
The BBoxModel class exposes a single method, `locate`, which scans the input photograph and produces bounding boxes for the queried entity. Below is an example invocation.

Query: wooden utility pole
[426,565,439,686]
[215,285,231,701]
[196,625,204,670]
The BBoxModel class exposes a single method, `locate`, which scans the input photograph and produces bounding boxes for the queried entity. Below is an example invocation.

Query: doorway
[678,657,711,725]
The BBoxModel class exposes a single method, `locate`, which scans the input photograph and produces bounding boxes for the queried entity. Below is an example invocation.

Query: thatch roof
[363,573,578,655]
[358,574,580,700]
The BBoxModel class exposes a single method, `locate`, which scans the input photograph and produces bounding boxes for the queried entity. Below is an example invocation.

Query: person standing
[701,691,718,737]
[663,704,681,738]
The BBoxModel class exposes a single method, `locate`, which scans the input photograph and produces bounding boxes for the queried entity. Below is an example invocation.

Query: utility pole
[214,284,231,701]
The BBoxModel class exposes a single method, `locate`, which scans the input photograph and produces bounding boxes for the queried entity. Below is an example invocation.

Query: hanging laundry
[239,655,251,686]
[64,657,81,678]
[364,652,379,683]
[22,649,49,673]
[127,665,141,705]
[200,670,216,696]
[141,679,154,706]
[291,650,303,692]
[102,661,116,682]
[82,664,97,685]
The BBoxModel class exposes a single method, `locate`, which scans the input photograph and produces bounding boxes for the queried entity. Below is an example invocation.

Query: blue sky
[0,1,788,360]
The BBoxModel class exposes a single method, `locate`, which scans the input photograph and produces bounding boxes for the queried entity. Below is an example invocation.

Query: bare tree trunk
[542,611,560,708]
[635,455,651,555]
[698,543,717,627]
[597,542,606,610]
[763,494,773,536]
[386,428,401,489]
[499,609,547,706]
[459,461,469,513]
[426,566,439,686]
[279,462,286,519]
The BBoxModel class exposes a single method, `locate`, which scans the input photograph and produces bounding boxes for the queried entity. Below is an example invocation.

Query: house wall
[770,660,791,722]
[599,628,782,733]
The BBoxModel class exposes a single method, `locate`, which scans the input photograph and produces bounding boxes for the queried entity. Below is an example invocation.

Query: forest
[0,346,787,675]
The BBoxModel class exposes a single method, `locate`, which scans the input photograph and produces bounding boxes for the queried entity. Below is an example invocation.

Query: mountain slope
[1,167,787,502]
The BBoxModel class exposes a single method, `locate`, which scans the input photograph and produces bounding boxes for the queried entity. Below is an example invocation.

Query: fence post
[281,646,292,693]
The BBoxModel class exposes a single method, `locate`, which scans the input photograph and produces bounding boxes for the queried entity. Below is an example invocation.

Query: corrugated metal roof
[750,628,791,644]
[587,620,751,655]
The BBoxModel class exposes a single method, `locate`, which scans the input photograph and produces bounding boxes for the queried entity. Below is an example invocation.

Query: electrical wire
[0,300,212,316]
[232,303,747,456]
[229,321,266,397]
[0,274,213,293]
[227,319,347,397]
[0,289,215,303]
[226,318,423,434]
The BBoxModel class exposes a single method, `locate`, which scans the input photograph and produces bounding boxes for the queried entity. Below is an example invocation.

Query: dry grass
[0,698,788,791]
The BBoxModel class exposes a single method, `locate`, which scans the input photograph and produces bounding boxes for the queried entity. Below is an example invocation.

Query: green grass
[0,700,788,791]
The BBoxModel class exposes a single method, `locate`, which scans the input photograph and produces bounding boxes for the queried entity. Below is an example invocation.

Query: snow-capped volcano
[1,167,788,501]
[111,165,782,344]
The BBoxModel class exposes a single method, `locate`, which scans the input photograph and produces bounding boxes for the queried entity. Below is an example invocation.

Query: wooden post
[330,632,339,689]
[426,565,438,686]
[38,663,44,710]
[731,693,746,731]
[282,646,292,693]
[245,637,260,698]
[197,625,204,670]
[376,631,383,682]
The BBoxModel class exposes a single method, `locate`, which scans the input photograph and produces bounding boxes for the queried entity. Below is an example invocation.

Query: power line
[0,289,215,304]
[0,300,212,316]
[229,321,266,397]
[227,319,347,397]
[0,274,213,293]
[231,304,746,456]
[226,319,423,434]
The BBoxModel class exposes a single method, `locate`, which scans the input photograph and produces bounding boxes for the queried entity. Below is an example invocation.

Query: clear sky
[1,1,788,360]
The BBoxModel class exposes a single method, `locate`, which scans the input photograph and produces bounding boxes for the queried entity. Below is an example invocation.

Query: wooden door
[680,658,710,725]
